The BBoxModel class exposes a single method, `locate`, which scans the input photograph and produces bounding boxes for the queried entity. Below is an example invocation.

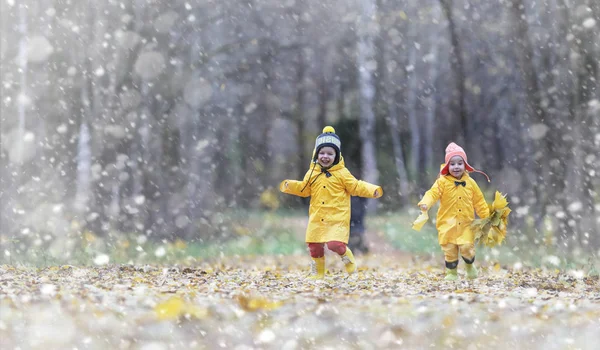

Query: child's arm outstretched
[418,179,443,211]
[340,169,383,198]
[279,168,314,197]
[472,182,490,219]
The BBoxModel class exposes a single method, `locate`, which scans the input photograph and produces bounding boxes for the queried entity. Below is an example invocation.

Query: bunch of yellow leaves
[471,191,511,247]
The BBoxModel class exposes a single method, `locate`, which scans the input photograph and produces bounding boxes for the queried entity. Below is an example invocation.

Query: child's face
[317,147,336,168]
[448,155,465,179]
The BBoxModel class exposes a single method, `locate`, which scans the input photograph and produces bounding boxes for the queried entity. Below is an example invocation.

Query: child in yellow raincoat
[280,126,383,279]
[418,143,490,281]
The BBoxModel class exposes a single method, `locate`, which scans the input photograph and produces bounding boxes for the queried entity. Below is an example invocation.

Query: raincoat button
[322,201,325,204]
[323,186,326,188]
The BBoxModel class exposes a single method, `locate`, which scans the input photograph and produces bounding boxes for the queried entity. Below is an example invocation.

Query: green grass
[1,209,597,271]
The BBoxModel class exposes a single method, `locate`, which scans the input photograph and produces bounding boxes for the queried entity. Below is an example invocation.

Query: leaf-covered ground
[1,253,599,350]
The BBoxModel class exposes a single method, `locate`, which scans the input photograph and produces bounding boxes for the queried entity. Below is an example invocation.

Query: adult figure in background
[349,196,369,254]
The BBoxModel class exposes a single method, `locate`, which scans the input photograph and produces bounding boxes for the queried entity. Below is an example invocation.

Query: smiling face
[448,155,466,179]
[317,146,336,168]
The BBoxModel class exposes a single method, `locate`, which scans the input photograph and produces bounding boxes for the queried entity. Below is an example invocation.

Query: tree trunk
[356,0,380,212]
[439,0,469,146]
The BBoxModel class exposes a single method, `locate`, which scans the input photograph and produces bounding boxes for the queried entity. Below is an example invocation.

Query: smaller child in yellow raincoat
[418,142,490,281]
[280,126,383,279]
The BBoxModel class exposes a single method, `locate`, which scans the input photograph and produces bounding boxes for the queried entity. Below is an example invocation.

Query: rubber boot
[444,268,458,281]
[341,248,357,274]
[308,257,325,280]
[465,263,479,280]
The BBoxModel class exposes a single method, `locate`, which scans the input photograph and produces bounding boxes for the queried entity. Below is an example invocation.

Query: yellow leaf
[84,231,97,243]
[442,315,454,327]
[233,225,252,236]
[154,297,184,321]
[237,295,283,312]
[411,211,429,231]
[260,188,280,211]
[493,263,501,271]
[187,305,209,319]
[174,239,187,249]
[492,191,509,211]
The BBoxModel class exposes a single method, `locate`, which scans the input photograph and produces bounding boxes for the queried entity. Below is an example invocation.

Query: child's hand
[419,204,428,211]
[374,189,380,198]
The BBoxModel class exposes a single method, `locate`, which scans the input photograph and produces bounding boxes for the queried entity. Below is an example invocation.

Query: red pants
[308,241,347,258]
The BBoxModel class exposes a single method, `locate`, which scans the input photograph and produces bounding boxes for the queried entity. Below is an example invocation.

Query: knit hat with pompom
[313,126,341,165]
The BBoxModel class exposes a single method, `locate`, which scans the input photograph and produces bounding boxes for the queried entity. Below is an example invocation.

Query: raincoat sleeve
[418,178,443,209]
[472,181,490,219]
[279,169,312,197]
[341,169,383,198]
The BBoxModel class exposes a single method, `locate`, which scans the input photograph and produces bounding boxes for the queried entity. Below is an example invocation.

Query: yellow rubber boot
[308,257,325,280]
[341,248,357,274]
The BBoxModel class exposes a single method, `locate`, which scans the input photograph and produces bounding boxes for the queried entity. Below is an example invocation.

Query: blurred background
[0,0,598,266]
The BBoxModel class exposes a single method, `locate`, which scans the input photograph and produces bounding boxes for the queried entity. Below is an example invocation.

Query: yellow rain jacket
[280,157,382,244]
[418,173,490,245]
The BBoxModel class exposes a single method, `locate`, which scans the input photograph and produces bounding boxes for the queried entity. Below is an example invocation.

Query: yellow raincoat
[280,157,382,244]
[418,173,490,245]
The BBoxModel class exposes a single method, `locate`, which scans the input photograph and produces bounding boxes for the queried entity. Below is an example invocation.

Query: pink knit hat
[440,142,490,182]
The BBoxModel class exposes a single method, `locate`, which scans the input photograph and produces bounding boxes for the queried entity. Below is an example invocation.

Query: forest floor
[1,244,599,349]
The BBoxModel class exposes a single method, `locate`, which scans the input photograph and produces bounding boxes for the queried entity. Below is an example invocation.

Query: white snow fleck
[94,66,105,77]
[569,270,585,279]
[244,102,258,114]
[40,284,57,296]
[56,124,68,134]
[67,66,77,76]
[515,206,529,216]
[543,255,561,266]
[23,131,35,142]
[17,94,32,107]
[134,51,166,80]
[117,30,142,50]
[7,0,15,7]
[175,215,190,228]
[134,195,146,205]
[183,77,213,109]
[528,123,549,140]
[154,11,179,33]
[406,65,415,72]
[104,125,127,139]
[45,8,56,17]
[154,246,166,257]
[137,235,148,244]
[93,254,110,265]
[257,329,276,343]
[187,14,196,22]
[567,201,582,213]
[582,17,596,28]
[185,3,192,10]
[24,36,54,63]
